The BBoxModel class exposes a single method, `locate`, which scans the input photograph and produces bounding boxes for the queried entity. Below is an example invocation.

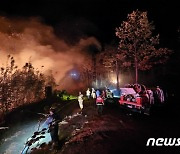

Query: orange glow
[0,16,101,90]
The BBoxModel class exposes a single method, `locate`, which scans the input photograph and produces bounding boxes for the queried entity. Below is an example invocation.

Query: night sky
[0,0,179,48]
[0,0,179,90]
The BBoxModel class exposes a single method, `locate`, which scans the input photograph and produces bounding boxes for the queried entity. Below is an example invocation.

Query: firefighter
[96,89,101,97]
[78,92,84,112]
[139,85,149,107]
[91,88,96,99]
[46,108,60,149]
[86,88,91,99]
[106,89,113,98]
[154,86,164,104]
[96,95,104,115]
[147,89,154,105]
[102,90,106,99]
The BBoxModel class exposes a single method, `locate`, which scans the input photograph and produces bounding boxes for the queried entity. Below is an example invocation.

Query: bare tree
[115,10,172,83]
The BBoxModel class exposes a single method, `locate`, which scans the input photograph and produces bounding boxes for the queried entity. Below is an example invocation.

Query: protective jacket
[96,96,104,105]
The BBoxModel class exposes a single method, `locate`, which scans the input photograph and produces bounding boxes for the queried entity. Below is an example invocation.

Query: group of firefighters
[40,87,112,151]
[42,87,112,150]
[78,85,165,115]
[78,87,114,115]
[125,84,165,105]
[42,84,165,151]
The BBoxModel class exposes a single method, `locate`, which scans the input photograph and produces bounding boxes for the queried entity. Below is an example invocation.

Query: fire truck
[119,88,151,114]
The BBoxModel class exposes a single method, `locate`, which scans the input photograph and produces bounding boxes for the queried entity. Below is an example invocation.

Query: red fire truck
[119,88,150,114]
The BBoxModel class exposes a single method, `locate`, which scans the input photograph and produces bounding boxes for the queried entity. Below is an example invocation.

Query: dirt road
[32,99,180,154]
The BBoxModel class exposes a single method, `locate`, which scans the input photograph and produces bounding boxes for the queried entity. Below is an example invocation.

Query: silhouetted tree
[81,58,94,87]
[98,45,121,89]
[115,10,172,83]
[0,55,56,117]
[97,44,131,89]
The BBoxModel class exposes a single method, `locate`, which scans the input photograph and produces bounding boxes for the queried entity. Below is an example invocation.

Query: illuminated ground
[58,103,180,154]
[33,99,180,154]
[0,98,79,154]
[1,98,180,154]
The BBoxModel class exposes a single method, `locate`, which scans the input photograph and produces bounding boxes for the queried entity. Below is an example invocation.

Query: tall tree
[85,44,101,87]
[81,57,93,87]
[98,45,127,89]
[115,10,172,83]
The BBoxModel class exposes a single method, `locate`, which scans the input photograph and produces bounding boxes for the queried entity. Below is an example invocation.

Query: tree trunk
[116,59,119,90]
[135,56,138,84]
[134,43,138,84]
[92,53,97,86]
[86,69,89,87]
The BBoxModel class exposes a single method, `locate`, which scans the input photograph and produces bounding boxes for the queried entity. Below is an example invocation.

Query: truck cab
[119,88,150,114]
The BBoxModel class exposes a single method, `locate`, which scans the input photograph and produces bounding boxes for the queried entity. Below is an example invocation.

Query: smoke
[0,16,101,91]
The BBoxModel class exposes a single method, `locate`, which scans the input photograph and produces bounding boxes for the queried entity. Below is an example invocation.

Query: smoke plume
[0,16,101,91]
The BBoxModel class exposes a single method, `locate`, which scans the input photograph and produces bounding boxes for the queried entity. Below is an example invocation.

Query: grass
[62,94,78,101]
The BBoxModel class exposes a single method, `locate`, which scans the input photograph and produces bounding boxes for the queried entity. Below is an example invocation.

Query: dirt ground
[31,99,180,154]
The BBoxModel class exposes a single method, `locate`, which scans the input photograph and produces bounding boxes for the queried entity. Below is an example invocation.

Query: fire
[0,16,101,90]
